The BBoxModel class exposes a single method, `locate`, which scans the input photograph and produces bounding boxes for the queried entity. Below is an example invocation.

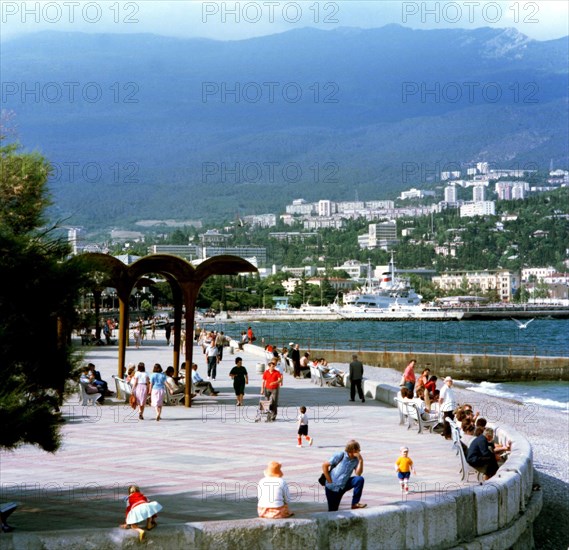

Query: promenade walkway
[1,335,478,535]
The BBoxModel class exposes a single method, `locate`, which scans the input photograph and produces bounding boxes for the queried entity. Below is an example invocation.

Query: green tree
[0,137,81,452]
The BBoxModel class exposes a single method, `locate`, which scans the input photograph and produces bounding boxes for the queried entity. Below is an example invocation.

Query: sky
[1,1,568,42]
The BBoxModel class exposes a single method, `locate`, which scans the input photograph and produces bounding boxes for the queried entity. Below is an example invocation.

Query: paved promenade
[1,335,478,535]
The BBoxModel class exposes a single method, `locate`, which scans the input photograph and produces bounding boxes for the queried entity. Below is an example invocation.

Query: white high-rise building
[473,185,485,202]
[444,185,457,203]
[318,200,333,217]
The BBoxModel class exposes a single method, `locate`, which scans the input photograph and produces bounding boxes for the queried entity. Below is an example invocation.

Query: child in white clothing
[257,461,294,519]
[297,406,314,447]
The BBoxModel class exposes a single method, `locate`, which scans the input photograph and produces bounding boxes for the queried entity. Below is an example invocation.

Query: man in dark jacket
[291,343,301,378]
[349,354,365,403]
[467,427,499,479]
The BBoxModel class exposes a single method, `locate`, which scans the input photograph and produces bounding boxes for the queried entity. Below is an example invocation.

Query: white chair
[79,382,101,406]
[165,388,185,406]
[407,402,439,434]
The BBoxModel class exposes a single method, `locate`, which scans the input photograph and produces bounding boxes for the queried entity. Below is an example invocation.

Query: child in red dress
[120,485,162,542]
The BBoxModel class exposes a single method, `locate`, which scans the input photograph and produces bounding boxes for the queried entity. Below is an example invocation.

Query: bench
[78,382,101,406]
[405,402,439,434]
[0,502,17,532]
[112,376,133,402]
[449,422,483,482]
[312,366,338,387]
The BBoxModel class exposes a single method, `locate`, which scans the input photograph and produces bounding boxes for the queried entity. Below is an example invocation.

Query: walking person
[216,331,225,363]
[205,340,219,380]
[296,406,314,447]
[349,354,365,403]
[395,446,417,492]
[164,320,171,346]
[149,363,167,421]
[261,361,283,421]
[132,362,150,420]
[322,440,367,511]
[229,356,248,406]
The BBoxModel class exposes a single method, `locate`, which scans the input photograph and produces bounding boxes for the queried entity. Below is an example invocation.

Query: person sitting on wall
[299,352,311,378]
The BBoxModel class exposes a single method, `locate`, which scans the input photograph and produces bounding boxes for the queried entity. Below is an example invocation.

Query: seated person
[424,375,439,402]
[466,427,499,480]
[87,363,110,395]
[319,362,345,386]
[79,367,104,403]
[164,366,185,394]
[299,352,311,378]
[125,364,136,385]
[191,364,219,396]
[413,388,438,420]
[460,423,477,450]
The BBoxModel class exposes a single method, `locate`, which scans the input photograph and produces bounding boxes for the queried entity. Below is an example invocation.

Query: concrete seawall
[306,348,569,382]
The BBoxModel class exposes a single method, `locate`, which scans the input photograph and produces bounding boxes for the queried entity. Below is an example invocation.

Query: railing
[270,338,569,358]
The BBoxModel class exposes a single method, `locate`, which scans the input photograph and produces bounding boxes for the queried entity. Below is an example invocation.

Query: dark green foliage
[0,140,82,452]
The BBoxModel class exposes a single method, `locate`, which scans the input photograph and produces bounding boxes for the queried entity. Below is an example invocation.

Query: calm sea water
[204,318,569,410]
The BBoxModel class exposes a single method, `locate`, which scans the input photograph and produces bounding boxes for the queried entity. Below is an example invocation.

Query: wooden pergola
[71,253,257,406]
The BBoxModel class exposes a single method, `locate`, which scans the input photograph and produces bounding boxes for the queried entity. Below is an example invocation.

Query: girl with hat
[257,461,294,519]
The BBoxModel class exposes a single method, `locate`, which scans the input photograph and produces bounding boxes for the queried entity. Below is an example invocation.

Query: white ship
[341,255,422,310]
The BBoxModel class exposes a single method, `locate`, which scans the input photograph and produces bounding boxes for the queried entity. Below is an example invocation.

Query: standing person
[261,361,283,422]
[296,406,314,447]
[120,485,162,542]
[229,356,249,406]
[291,343,301,378]
[132,362,150,420]
[215,331,225,363]
[403,359,417,394]
[257,461,294,519]
[415,367,430,395]
[395,446,416,492]
[164,320,171,346]
[439,376,458,440]
[322,440,367,511]
[149,364,167,421]
[205,340,219,380]
[349,354,365,403]
[247,326,256,344]
[150,317,156,339]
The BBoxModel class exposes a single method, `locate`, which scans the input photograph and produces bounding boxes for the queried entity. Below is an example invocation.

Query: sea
[201,318,569,412]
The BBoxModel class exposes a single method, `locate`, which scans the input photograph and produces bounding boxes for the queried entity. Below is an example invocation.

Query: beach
[359,363,569,550]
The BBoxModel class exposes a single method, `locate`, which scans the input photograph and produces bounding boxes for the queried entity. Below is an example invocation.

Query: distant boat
[341,254,422,310]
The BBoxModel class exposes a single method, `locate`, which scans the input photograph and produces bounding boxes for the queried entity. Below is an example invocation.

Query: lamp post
[135,292,141,311]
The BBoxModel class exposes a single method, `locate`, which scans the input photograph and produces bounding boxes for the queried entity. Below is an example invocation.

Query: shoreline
[358,363,569,550]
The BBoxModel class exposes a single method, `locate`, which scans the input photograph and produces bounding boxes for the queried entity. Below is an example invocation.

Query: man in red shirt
[261,361,283,422]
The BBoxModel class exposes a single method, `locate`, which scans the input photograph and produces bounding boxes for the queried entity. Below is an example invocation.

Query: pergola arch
[73,253,257,406]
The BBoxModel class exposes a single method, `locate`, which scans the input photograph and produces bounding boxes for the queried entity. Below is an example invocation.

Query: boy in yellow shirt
[395,446,416,492]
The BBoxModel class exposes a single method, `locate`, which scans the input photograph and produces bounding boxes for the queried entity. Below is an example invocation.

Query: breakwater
[306,348,569,382]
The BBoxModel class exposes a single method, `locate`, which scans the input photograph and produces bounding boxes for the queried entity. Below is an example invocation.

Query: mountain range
[1,25,568,230]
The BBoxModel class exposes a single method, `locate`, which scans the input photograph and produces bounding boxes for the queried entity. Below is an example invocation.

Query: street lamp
[148,293,154,306]
[110,290,117,310]
[135,292,141,310]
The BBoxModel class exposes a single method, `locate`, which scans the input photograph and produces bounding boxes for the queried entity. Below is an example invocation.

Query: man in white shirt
[439,376,457,440]
[205,342,219,380]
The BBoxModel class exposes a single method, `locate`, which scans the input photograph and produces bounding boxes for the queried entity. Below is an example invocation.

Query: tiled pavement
[0,335,478,532]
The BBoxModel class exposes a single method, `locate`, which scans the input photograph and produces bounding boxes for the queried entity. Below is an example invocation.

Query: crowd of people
[75,332,516,540]
[397,359,511,480]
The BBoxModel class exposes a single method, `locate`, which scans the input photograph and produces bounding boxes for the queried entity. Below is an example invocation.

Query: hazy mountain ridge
[1,25,567,228]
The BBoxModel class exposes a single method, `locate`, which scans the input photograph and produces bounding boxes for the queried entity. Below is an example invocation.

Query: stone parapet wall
[307,348,569,382]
